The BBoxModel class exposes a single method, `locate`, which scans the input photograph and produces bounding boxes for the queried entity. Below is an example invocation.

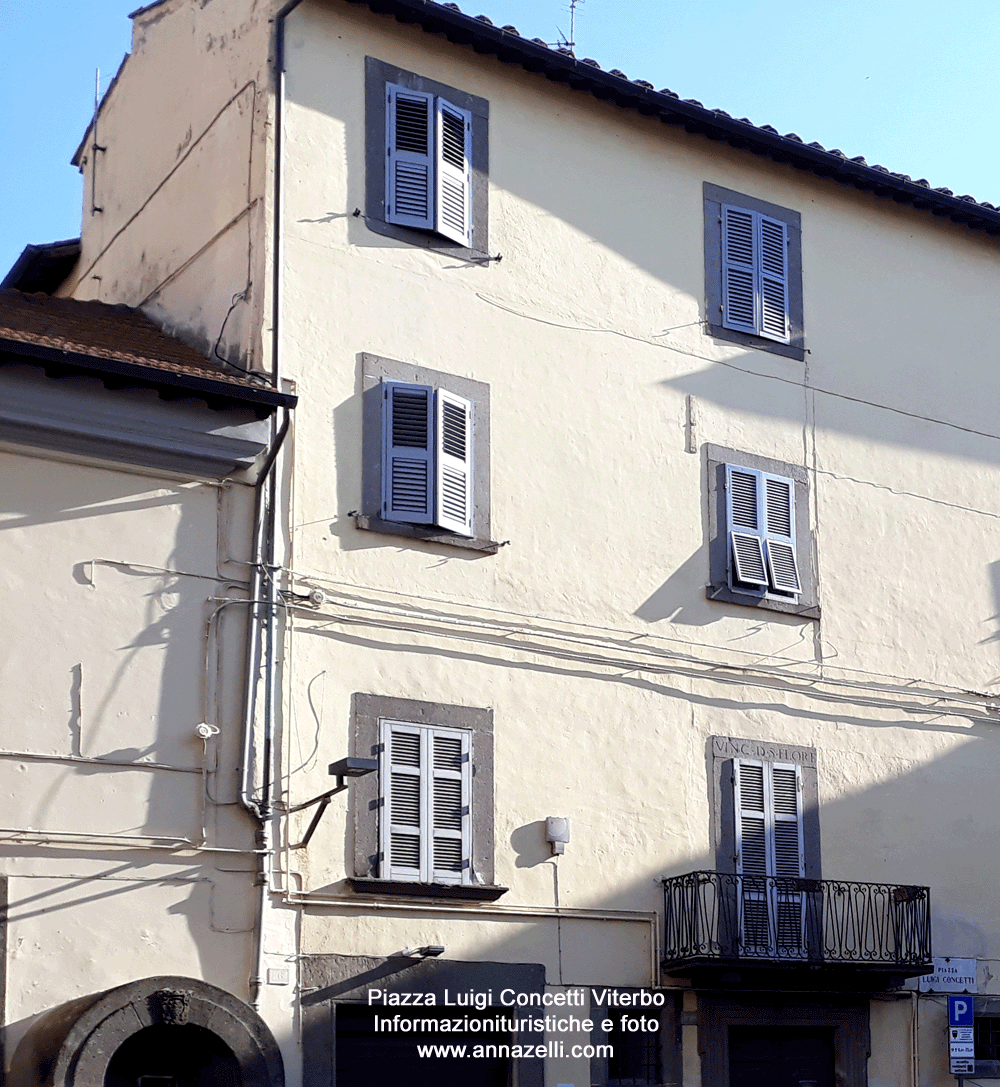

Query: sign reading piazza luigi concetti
[919,957,977,993]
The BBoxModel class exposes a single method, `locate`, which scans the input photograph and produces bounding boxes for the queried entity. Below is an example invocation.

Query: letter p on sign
[950,996,974,1026]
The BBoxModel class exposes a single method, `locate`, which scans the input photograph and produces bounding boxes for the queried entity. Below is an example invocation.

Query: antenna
[549,0,584,54]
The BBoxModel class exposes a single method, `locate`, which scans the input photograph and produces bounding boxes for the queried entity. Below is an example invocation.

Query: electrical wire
[474,291,1000,445]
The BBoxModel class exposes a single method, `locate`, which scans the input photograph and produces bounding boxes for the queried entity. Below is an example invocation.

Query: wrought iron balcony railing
[662,871,931,972]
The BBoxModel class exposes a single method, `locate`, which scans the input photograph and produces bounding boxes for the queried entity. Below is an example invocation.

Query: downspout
[241,0,307,1012]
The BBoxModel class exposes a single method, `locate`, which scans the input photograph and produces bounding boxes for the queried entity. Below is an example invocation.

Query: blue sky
[2,0,999,278]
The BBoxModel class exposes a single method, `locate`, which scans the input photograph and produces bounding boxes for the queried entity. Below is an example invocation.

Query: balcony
[661,871,933,991]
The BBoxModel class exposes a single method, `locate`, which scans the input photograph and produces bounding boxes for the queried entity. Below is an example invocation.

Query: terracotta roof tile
[0,289,265,390]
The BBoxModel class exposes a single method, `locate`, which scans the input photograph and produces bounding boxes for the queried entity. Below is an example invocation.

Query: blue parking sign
[950,995,974,1026]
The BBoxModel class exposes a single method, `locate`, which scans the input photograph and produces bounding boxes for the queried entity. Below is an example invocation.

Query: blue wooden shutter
[434,389,473,536]
[722,206,757,334]
[435,99,473,246]
[722,206,791,343]
[758,215,790,343]
[763,473,800,595]
[726,465,768,588]
[382,381,434,524]
[386,84,435,230]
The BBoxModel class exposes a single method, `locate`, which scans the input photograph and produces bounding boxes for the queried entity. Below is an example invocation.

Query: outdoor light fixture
[328,756,379,787]
[398,945,446,959]
[286,756,378,848]
[546,816,570,856]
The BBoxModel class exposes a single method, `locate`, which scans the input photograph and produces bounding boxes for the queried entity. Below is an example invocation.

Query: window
[379,719,471,884]
[726,464,800,598]
[706,444,818,618]
[350,694,504,900]
[382,381,473,537]
[366,58,489,256]
[968,998,1000,1078]
[709,736,820,881]
[734,758,805,955]
[589,991,682,1087]
[359,353,496,552]
[704,183,804,360]
[386,86,472,245]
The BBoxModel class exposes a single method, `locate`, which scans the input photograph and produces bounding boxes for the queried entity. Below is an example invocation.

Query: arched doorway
[104,1022,243,1087]
[8,976,283,1087]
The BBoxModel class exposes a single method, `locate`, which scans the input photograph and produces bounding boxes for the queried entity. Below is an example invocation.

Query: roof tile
[0,289,264,389]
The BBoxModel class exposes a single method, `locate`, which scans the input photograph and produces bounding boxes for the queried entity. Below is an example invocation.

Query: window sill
[347,878,509,902]
[706,584,820,620]
[364,217,492,264]
[354,514,501,554]
[706,322,805,362]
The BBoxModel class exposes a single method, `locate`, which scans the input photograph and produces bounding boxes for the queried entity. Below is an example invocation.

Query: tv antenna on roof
[550,0,584,54]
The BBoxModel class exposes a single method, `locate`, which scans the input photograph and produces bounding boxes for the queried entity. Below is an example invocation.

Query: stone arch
[9,975,284,1087]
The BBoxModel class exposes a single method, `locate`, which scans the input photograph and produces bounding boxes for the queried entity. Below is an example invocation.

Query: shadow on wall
[287,612,1000,978]
[0,459,259,1015]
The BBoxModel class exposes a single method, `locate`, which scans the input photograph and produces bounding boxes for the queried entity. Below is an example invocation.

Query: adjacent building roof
[0,290,294,414]
[340,0,1000,236]
[2,239,81,295]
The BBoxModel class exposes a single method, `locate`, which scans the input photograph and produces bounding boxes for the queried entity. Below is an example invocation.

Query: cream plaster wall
[260,12,1000,1055]
[0,448,259,1060]
[47,1,1000,1083]
[67,0,273,370]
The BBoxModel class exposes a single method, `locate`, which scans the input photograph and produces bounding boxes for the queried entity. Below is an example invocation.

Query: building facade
[6,1,1000,1085]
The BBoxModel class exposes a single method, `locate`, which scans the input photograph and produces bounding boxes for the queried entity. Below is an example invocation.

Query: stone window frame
[365,57,490,259]
[708,735,821,878]
[705,443,820,619]
[348,693,506,901]
[971,997,1000,1078]
[301,954,544,1087]
[357,352,498,554]
[704,182,805,361]
[697,995,869,1087]
[589,989,682,1087]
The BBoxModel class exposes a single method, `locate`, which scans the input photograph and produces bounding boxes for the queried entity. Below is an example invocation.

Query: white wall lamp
[286,756,377,848]
[546,816,570,856]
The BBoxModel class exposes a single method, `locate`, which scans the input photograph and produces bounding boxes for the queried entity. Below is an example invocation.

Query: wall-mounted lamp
[286,756,378,848]
[546,817,570,856]
[398,945,446,959]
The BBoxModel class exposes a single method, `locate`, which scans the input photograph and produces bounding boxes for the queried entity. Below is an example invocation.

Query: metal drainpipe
[243,0,307,1012]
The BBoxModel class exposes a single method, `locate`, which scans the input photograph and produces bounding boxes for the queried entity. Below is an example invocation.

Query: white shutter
[722,206,757,334]
[435,99,472,246]
[382,381,434,524]
[434,389,473,536]
[386,84,435,231]
[763,474,801,595]
[769,763,803,879]
[758,215,790,343]
[380,721,424,880]
[379,721,471,885]
[726,465,768,588]
[429,727,472,884]
[734,760,768,877]
[733,759,804,879]
[734,759,805,953]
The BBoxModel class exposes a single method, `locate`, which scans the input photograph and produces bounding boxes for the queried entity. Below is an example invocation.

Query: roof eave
[343,0,1000,235]
[0,336,297,416]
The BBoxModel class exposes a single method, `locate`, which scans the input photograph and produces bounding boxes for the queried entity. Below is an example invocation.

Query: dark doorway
[729,1026,835,1087]
[335,1005,509,1087]
[104,1023,242,1087]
